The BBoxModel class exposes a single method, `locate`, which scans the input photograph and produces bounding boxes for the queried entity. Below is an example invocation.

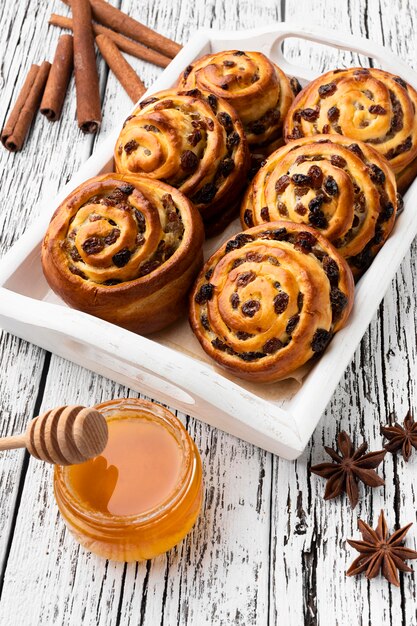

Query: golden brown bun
[177,50,295,149]
[114,89,249,231]
[241,135,398,278]
[395,153,417,194]
[284,67,417,189]
[189,221,354,382]
[42,174,205,334]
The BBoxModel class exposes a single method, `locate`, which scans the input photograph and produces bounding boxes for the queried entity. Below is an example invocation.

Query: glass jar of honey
[54,398,203,562]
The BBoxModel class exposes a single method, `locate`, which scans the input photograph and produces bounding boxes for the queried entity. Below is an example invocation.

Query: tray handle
[268,24,417,89]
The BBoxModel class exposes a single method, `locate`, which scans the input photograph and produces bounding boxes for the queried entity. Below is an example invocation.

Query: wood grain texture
[0,1,276,624]
[0,0,416,624]
[272,1,417,624]
[0,0,111,581]
[0,336,46,571]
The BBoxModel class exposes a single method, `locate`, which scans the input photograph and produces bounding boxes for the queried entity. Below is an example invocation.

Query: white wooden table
[1,0,416,624]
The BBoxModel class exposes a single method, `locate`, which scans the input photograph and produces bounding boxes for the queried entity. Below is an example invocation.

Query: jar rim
[54,397,195,528]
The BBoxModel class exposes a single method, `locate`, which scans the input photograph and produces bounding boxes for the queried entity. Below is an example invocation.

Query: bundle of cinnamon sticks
[1,0,181,152]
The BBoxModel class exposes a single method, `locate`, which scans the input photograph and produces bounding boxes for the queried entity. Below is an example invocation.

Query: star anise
[381,411,417,461]
[347,510,417,586]
[310,431,386,508]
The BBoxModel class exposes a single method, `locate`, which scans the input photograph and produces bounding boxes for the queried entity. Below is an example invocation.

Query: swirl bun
[241,135,398,277]
[42,174,204,334]
[177,50,296,150]
[284,67,417,191]
[190,222,354,382]
[114,89,249,234]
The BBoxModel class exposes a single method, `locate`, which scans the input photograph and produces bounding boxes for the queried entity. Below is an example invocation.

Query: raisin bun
[42,174,204,334]
[190,222,354,382]
[177,50,298,152]
[284,67,417,192]
[114,89,249,236]
[241,135,398,278]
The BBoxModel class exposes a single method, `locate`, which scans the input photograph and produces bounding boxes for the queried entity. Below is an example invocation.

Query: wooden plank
[271,1,417,624]
[366,3,417,625]
[0,0,77,573]
[0,0,111,594]
[0,1,281,624]
[0,361,272,625]
[1,0,416,622]
[0,362,130,625]
[0,337,46,571]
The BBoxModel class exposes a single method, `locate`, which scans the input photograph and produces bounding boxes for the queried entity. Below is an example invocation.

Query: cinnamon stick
[61,0,182,58]
[40,35,74,121]
[96,34,146,103]
[1,65,39,149]
[49,14,171,68]
[71,0,102,133]
[2,62,51,152]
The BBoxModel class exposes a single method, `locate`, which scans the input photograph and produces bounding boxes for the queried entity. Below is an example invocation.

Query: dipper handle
[0,434,26,451]
[0,406,108,465]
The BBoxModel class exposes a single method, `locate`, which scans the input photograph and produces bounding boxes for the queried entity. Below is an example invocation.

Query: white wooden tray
[1,23,417,460]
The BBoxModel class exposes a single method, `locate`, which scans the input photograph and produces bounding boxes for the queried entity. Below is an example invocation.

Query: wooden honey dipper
[0,405,108,465]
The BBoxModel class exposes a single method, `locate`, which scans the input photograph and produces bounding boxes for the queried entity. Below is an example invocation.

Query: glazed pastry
[284,67,417,192]
[42,174,204,334]
[114,89,249,235]
[189,222,354,382]
[241,135,398,278]
[177,50,297,151]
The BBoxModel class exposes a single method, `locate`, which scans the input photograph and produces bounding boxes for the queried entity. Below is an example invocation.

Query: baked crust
[189,221,354,382]
[284,67,417,189]
[241,135,398,278]
[42,173,204,334]
[177,50,295,149]
[114,89,249,230]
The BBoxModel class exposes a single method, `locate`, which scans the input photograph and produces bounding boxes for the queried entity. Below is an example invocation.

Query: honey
[67,417,184,516]
[54,398,203,561]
